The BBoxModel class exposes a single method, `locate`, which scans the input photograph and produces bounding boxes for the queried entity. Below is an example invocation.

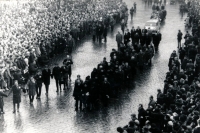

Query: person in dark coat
[73,79,83,111]
[103,25,108,42]
[34,69,43,99]
[100,77,110,107]
[0,91,8,114]
[116,31,123,48]
[8,80,21,113]
[29,51,36,64]
[177,30,183,48]
[60,64,69,90]
[26,76,36,104]
[52,63,61,92]
[29,61,38,76]
[131,27,136,44]
[13,69,23,85]
[42,65,51,95]
[63,55,73,81]
[67,35,75,54]
[124,29,131,47]
[134,33,140,44]
[152,32,161,51]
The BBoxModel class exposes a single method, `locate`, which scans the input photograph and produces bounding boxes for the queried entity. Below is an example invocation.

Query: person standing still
[177,30,183,48]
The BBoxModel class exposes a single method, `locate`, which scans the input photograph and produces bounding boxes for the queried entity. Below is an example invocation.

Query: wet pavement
[0,0,188,133]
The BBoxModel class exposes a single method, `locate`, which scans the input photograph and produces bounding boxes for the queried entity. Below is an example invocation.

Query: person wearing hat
[42,65,51,95]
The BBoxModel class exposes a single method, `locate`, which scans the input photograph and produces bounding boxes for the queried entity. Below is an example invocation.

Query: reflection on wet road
[1,0,187,133]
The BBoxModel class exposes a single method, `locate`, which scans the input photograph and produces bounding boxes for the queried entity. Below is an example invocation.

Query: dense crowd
[116,1,200,133]
[0,0,129,113]
[0,0,128,74]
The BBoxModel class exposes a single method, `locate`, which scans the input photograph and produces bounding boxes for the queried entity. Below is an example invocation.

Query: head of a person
[30,76,34,81]
[14,80,18,86]
[116,127,124,133]
[77,75,81,79]
[150,95,153,100]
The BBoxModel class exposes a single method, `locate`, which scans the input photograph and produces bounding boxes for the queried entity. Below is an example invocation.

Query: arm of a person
[7,87,13,96]
[0,91,7,97]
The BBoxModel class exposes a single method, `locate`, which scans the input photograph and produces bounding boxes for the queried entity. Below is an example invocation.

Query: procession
[0,0,200,133]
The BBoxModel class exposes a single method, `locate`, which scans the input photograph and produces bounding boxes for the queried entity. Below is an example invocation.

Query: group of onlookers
[116,1,200,133]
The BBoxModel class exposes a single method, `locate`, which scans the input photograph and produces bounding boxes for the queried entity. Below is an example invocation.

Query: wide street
[0,0,188,133]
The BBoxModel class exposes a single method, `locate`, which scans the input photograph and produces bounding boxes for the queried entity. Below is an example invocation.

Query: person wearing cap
[42,65,51,95]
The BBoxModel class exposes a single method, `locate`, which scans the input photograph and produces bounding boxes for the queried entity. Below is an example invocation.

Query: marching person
[61,62,69,90]
[42,65,51,95]
[73,77,83,111]
[130,7,134,20]
[63,55,73,81]
[52,63,61,92]
[34,69,43,99]
[0,90,8,114]
[177,30,183,48]
[8,80,21,113]
[26,76,36,104]
[116,31,123,48]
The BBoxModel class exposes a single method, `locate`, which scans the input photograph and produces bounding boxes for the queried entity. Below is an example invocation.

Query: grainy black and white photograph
[0,0,200,132]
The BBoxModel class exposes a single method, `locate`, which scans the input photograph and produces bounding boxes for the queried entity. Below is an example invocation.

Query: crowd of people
[0,0,128,75]
[72,3,164,111]
[0,0,129,113]
[116,1,200,133]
